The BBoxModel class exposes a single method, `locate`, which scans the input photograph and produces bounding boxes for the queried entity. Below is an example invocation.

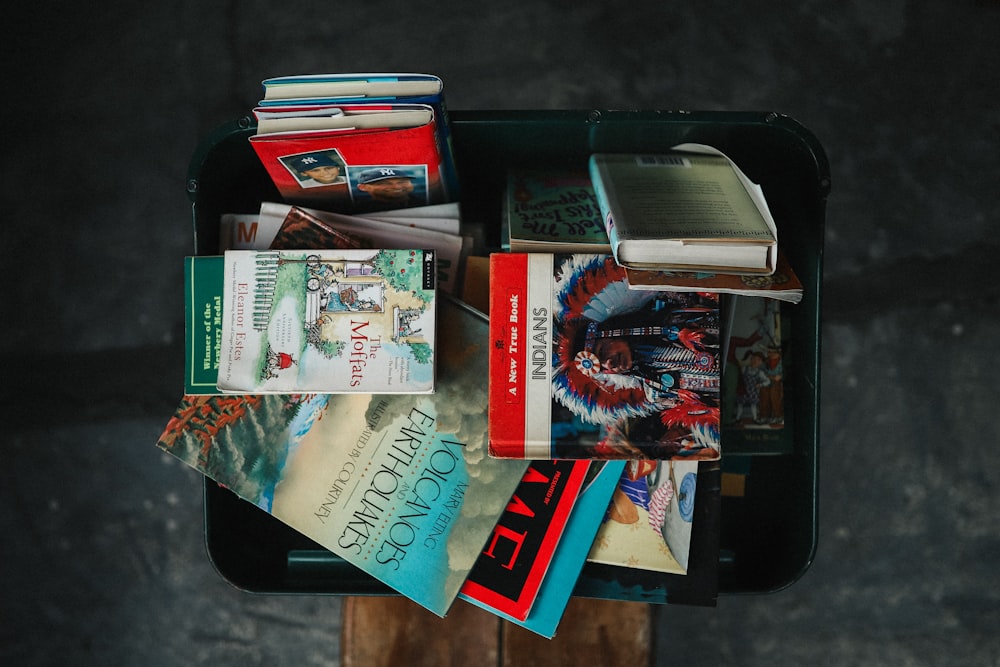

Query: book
[588,146,778,274]
[459,459,590,622]
[255,73,460,203]
[721,296,793,455]
[184,255,225,395]
[222,202,462,250]
[503,170,610,252]
[624,250,804,304]
[488,253,721,461]
[216,248,437,394]
[253,103,434,136]
[464,459,627,638]
[238,202,469,296]
[574,460,721,607]
[250,117,448,214]
[259,72,445,103]
[588,459,699,573]
[157,294,531,617]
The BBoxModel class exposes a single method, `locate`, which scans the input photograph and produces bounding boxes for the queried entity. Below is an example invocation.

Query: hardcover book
[488,253,721,461]
[459,459,590,622]
[158,295,530,617]
[588,459,699,573]
[216,248,437,394]
[503,170,610,253]
[464,459,627,638]
[589,146,778,274]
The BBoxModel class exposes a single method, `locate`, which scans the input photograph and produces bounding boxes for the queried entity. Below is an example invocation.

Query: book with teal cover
[184,256,225,395]
[159,295,529,616]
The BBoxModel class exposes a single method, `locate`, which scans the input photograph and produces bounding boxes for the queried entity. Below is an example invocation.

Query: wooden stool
[342,595,651,667]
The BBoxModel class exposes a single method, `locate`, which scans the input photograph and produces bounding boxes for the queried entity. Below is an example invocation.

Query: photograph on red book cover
[249,121,445,214]
[489,253,721,461]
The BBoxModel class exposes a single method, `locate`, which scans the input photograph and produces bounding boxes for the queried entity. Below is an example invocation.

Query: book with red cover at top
[459,459,590,622]
[249,106,447,215]
[488,253,721,461]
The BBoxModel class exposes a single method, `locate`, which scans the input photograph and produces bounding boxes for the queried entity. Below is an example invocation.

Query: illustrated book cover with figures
[488,253,721,461]
[589,145,778,274]
[459,459,591,622]
[157,295,530,617]
[252,73,459,210]
[574,460,720,607]
[722,296,792,455]
[503,170,610,253]
[588,459,698,573]
[216,248,437,394]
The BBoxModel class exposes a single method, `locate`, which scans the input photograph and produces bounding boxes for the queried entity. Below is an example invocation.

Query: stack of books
[158,75,803,639]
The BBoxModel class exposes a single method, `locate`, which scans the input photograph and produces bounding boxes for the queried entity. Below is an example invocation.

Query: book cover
[253,103,434,136]
[574,460,721,607]
[588,459,698,573]
[216,248,437,394]
[624,251,804,304]
[247,203,469,296]
[504,170,610,253]
[459,459,590,622]
[184,256,225,395]
[589,148,778,273]
[722,296,793,455]
[259,72,444,103]
[488,253,721,461]
[157,295,530,617]
[464,459,627,638]
[266,206,365,251]
[249,119,446,214]
[255,73,459,203]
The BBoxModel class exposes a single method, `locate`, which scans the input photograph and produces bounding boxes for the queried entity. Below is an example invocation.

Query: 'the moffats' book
[158,295,529,617]
[488,253,721,461]
[216,248,437,394]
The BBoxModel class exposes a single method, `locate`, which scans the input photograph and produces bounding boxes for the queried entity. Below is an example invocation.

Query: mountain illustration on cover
[159,296,528,616]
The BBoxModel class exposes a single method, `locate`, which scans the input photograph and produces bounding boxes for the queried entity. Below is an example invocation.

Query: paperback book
[460,459,591,622]
[158,295,530,617]
[503,170,609,253]
[252,73,459,208]
[216,248,437,394]
[465,459,627,638]
[245,202,469,296]
[574,460,721,607]
[589,145,778,274]
[588,459,698,573]
[488,253,721,461]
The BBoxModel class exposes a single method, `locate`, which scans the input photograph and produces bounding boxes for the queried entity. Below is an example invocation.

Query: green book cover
[184,256,225,395]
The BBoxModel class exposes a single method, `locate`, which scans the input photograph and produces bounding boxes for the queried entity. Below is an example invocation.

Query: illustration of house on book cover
[217,248,436,394]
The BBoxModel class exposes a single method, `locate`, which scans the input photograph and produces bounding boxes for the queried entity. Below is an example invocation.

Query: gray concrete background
[4,2,999,665]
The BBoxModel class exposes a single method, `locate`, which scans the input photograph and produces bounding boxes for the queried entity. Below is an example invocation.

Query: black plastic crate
[188,109,828,596]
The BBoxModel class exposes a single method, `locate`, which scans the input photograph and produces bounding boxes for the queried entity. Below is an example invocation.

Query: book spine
[587,156,623,264]
[488,254,555,458]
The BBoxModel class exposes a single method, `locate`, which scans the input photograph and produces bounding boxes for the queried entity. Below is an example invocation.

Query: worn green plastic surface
[190,110,828,596]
